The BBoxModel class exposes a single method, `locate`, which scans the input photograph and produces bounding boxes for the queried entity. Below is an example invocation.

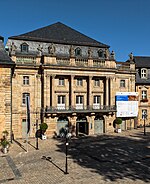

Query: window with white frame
[141,68,147,78]
[22,93,30,105]
[58,77,65,86]
[93,95,100,104]
[120,80,125,88]
[142,109,147,119]
[57,95,65,104]
[77,78,83,86]
[23,76,29,85]
[76,95,83,104]
[142,90,147,99]
[94,79,100,87]
[57,95,65,109]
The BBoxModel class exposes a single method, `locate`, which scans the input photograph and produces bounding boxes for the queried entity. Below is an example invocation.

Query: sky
[1,0,150,61]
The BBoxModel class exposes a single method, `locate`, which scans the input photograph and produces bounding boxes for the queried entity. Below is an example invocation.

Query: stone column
[105,77,109,106]
[88,76,93,107]
[50,74,56,107]
[70,75,75,107]
[45,74,50,107]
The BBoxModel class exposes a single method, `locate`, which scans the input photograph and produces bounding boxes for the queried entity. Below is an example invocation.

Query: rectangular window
[94,79,100,87]
[76,95,83,104]
[77,78,83,86]
[141,69,147,78]
[22,93,30,105]
[142,109,147,119]
[93,95,100,104]
[142,90,147,99]
[57,95,65,104]
[120,80,125,88]
[23,76,29,85]
[58,78,65,86]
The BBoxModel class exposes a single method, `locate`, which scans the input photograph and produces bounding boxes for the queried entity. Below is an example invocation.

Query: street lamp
[64,127,71,174]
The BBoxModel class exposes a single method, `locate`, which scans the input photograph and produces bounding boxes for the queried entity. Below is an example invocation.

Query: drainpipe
[10,66,15,143]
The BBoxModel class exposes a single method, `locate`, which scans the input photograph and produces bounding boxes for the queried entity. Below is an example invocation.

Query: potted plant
[40,123,48,140]
[0,137,10,154]
[115,117,122,133]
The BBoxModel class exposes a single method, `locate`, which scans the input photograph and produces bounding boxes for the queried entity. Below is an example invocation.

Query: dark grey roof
[0,36,4,41]
[9,22,109,48]
[134,56,150,84]
[0,41,15,66]
[134,56,150,68]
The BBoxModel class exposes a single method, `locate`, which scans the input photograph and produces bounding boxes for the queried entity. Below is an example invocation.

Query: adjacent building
[0,36,15,139]
[5,22,136,139]
[134,56,150,127]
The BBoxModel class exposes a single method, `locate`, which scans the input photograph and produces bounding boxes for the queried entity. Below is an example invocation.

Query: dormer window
[98,49,103,58]
[21,43,29,52]
[75,47,82,56]
[141,68,147,78]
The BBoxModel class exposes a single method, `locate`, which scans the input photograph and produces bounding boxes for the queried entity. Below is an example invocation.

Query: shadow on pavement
[55,128,150,182]
[41,156,66,174]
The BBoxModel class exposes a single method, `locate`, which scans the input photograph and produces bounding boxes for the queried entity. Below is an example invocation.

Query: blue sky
[1,0,150,61]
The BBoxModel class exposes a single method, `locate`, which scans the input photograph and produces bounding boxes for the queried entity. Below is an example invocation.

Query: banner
[26,96,30,134]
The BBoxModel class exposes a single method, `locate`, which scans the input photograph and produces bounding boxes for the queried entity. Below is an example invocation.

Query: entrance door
[57,116,68,137]
[121,120,126,131]
[94,120,104,134]
[22,119,27,138]
[76,121,89,136]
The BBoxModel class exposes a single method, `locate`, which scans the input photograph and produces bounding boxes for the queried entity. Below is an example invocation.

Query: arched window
[21,43,29,52]
[98,49,103,58]
[75,47,82,56]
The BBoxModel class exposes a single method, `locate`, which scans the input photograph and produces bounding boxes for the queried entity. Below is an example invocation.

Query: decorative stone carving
[111,50,115,60]
[129,52,133,61]
[48,43,56,56]
[37,44,43,56]
[88,47,92,58]
[69,45,74,57]
[10,42,17,55]
[105,48,109,59]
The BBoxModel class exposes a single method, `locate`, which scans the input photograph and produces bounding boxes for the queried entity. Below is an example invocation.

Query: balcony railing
[45,105,116,114]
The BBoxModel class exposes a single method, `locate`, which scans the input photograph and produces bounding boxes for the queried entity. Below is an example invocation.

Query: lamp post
[36,116,39,150]
[64,126,71,175]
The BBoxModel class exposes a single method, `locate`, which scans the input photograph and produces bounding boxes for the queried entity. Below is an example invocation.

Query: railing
[93,59,105,67]
[45,105,116,114]
[56,58,70,65]
[75,59,88,67]
[16,57,36,63]
[116,62,130,71]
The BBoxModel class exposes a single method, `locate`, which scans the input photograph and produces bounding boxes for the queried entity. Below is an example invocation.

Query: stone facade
[4,23,136,139]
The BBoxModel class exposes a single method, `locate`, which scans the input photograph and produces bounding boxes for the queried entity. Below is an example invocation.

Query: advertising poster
[116,92,139,117]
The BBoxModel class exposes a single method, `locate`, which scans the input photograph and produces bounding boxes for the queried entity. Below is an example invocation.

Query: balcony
[45,105,116,115]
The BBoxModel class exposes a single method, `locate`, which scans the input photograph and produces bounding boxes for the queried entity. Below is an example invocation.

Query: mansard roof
[134,56,150,84]
[0,36,4,41]
[134,56,150,68]
[0,40,15,66]
[9,22,109,48]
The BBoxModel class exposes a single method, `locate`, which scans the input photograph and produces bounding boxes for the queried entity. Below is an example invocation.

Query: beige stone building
[5,22,136,139]
[134,56,150,127]
[0,36,15,139]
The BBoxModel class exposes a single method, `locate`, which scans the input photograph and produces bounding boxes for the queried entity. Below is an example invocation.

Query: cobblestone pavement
[0,128,150,184]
